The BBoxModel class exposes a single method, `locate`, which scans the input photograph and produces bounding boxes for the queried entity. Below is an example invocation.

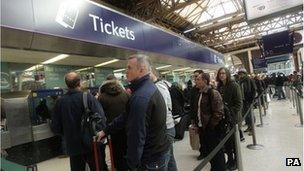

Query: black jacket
[104,75,170,168]
[190,87,200,122]
[255,78,265,95]
[275,75,286,86]
[239,76,257,104]
[51,89,106,156]
[217,81,243,122]
[170,85,185,116]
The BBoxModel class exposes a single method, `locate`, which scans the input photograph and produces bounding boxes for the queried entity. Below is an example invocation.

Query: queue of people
[51,53,303,171]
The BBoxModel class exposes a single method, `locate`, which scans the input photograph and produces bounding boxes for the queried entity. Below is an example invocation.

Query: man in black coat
[238,70,257,135]
[51,72,107,171]
[96,54,170,170]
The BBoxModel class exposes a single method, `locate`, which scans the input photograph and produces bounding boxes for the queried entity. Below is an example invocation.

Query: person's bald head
[65,72,81,89]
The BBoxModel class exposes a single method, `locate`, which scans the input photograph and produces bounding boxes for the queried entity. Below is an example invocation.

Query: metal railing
[193,88,268,171]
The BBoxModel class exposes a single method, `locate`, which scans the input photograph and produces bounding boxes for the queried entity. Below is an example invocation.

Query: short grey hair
[128,54,152,72]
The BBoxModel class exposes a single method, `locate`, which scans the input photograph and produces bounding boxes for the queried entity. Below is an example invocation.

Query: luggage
[91,137,116,171]
[189,124,200,150]
[107,136,116,171]
[175,114,190,140]
[92,141,101,171]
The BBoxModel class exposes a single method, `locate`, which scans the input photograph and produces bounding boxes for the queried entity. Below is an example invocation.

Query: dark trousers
[111,131,128,171]
[243,102,255,127]
[70,152,95,171]
[70,145,108,171]
[225,133,236,165]
[199,127,226,171]
[199,127,204,155]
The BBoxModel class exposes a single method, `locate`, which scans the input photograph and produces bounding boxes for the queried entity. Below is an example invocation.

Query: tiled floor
[37,99,303,171]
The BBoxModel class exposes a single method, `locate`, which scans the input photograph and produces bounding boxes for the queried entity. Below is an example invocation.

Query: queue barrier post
[293,88,299,116]
[246,99,264,150]
[256,97,264,127]
[235,124,243,171]
[295,89,303,127]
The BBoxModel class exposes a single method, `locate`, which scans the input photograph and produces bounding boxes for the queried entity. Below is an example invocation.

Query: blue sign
[262,31,294,57]
[265,54,290,64]
[1,0,223,65]
[252,58,267,69]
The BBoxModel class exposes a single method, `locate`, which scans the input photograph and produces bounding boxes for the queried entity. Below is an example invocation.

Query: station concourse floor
[37,98,303,171]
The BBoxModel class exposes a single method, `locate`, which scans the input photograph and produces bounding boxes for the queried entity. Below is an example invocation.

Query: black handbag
[81,92,103,148]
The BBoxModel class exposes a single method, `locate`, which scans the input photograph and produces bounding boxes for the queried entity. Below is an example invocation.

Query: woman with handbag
[216,67,243,170]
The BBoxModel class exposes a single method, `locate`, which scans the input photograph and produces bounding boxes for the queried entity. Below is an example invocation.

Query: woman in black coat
[216,67,243,170]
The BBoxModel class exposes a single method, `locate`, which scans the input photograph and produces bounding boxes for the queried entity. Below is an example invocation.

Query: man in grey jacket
[150,67,177,171]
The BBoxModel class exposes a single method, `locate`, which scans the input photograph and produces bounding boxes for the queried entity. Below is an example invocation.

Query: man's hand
[96,130,106,142]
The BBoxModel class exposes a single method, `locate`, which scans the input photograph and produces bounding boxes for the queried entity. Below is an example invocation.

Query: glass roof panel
[173,0,240,25]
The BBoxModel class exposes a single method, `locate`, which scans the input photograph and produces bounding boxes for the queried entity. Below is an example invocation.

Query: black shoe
[248,131,253,136]
[227,162,237,170]
[197,154,204,160]
[240,137,245,142]
[244,127,252,132]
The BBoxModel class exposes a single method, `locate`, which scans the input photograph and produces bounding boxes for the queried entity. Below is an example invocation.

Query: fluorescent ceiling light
[173,67,191,72]
[199,22,212,28]
[113,68,126,73]
[183,28,196,33]
[217,16,233,23]
[75,67,92,72]
[42,54,69,64]
[25,64,43,71]
[156,65,172,70]
[95,59,119,67]
[161,71,171,74]
[185,68,198,72]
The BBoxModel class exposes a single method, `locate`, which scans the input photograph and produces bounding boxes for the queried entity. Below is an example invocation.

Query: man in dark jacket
[275,73,286,100]
[190,70,204,124]
[238,70,257,134]
[51,72,106,171]
[195,73,226,171]
[97,54,170,171]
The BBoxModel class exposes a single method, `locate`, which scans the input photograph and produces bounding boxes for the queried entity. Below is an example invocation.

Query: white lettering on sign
[89,13,135,40]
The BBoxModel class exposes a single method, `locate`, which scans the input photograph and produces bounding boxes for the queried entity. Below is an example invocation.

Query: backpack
[81,92,104,148]
[207,88,234,135]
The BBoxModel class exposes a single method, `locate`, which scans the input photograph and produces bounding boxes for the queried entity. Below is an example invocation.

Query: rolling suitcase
[107,136,116,171]
[92,141,101,171]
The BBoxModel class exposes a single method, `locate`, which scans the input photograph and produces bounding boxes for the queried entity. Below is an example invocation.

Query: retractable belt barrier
[193,88,268,171]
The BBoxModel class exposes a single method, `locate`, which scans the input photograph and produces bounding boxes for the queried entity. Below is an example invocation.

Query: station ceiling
[95,0,303,53]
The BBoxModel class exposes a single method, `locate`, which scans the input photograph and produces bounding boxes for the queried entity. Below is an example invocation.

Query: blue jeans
[166,128,177,171]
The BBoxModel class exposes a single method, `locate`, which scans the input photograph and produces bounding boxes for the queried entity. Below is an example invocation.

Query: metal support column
[247,107,264,150]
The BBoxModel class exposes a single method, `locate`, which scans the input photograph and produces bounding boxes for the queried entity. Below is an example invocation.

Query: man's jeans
[277,86,286,99]
[136,150,170,171]
[166,127,178,171]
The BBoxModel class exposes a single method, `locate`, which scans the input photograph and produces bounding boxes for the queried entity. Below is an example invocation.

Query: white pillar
[248,50,254,74]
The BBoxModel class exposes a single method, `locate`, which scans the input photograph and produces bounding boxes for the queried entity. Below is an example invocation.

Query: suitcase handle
[107,136,116,171]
